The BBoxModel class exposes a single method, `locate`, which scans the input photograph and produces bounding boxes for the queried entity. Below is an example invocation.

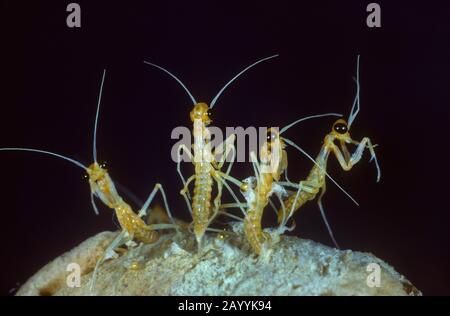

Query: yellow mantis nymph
[240,128,288,255]
[143,55,278,248]
[277,55,381,248]
[220,113,350,255]
[0,70,175,245]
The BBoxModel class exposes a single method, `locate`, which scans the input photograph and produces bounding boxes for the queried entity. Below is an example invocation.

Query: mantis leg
[216,170,243,188]
[220,203,248,209]
[191,135,237,230]
[217,211,244,222]
[278,180,319,226]
[277,180,320,193]
[211,174,224,221]
[176,144,194,199]
[214,134,236,175]
[276,191,289,230]
[317,182,340,249]
[138,183,175,227]
[249,151,261,186]
[90,230,128,293]
[275,193,296,233]
[331,137,380,182]
[217,176,248,217]
[90,191,100,215]
[180,175,195,216]
[352,137,381,182]
[282,137,359,206]
[268,199,278,216]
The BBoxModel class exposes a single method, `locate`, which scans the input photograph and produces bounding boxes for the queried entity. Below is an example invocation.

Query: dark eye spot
[333,123,348,134]
[100,162,107,168]
[83,174,89,180]
[267,131,277,141]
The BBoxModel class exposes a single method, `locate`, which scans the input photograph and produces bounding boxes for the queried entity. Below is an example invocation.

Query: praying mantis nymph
[0,70,175,244]
[222,113,347,255]
[241,128,287,255]
[277,55,381,249]
[143,55,278,248]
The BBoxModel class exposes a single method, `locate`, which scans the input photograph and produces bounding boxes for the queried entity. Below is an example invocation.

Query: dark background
[1,1,449,295]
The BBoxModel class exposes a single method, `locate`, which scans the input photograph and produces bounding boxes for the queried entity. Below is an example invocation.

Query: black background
[1,1,449,295]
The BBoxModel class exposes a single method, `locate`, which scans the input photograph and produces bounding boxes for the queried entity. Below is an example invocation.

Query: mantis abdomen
[244,173,273,255]
[278,164,324,222]
[192,162,214,241]
[114,202,159,244]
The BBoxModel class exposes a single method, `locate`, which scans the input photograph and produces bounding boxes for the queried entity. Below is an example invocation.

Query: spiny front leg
[350,137,381,182]
[330,137,381,182]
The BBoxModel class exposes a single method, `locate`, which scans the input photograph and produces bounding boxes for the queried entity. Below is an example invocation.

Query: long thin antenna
[0,148,87,170]
[281,138,359,206]
[210,54,279,109]
[280,113,343,134]
[143,60,197,105]
[347,55,360,128]
[93,69,106,163]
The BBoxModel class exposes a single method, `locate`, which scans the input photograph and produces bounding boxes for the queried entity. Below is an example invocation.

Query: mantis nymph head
[329,119,354,161]
[259,128,287,181]
[190,102,212,125]
[85,161,118,208]
[86,161,108,182]
[266,128,286,151]
[331,119,351,140]
[239,176,256,193]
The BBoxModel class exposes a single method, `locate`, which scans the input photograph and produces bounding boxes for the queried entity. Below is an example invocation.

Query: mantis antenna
[0,148,87,170]
[210,54,279,108]
[93,69,107,163]
[347,55,360,128]
[143,61,197,105]
[280,113,343,134]
[143,54,278,110]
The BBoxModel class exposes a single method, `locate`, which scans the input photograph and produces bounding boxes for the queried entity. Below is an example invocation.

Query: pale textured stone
[16,231,116,296]
[17,223,421,296]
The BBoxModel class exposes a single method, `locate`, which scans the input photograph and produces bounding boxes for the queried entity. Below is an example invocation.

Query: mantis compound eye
[83,174,89,180]
[267,131,277,141]
[333,122,348,134]
[100,161,107,169]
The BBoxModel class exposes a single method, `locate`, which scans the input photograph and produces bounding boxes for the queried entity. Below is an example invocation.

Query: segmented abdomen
[244,173,272,255]
[114,201,159,244]
[192,162,213,241]
[278,165,324,223]
[278,190,316,222]
[244,215,263,254]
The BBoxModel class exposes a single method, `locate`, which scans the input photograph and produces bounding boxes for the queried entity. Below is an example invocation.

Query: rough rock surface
[16,231,116,296]
[17,223,421,296]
